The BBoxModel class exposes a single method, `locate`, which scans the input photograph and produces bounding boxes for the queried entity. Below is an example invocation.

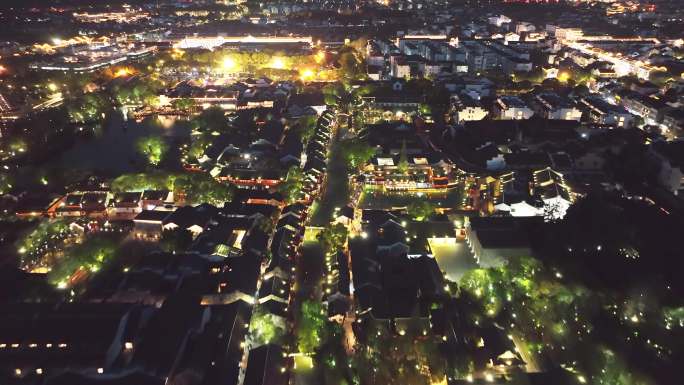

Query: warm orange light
[222,57,236,71]
[271,57,285,69]
[314,51,326,64]
[113,67,134,78]
[300,69,315,81]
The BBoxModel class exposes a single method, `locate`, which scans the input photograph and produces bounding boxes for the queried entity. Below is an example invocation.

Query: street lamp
[223,57,236,71]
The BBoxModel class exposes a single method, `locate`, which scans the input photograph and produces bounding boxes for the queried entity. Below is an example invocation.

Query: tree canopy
[278,166,305,204]
[249,306,286,347]
[317,222,348,256]
[47,235,119,287]
[339,138,376,170]
[136,135,169,166]
[297,300,327,354]
[406,200,435,221]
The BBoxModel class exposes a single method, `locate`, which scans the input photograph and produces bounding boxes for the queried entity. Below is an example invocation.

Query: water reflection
[59,111,190,174]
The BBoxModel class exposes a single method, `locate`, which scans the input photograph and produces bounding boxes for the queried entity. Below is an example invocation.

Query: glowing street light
[114,67,134,78]
[223,57,236,71]
[271,57,285,69]
[300,68,315,81]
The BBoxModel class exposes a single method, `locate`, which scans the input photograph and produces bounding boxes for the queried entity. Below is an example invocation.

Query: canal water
[59,112,191,174]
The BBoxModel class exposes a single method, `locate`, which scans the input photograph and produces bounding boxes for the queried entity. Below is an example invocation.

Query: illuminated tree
[67,93,108,123]
[339,138,376,169]
[249,306,286,347]
[338,50,364,80]
[297,300,327,354]
[0,173,13,195]
[278,166,305,204]
[46,236,118,287]
[111,78,163,107]
[110,172,176,192]
[191,106,227,132]
[8,137,27,153]
[172,98,195,111]
[397,140,409,174]
[136,135,169,166]
[406,200,435,221]
[187,135,212,162]
[173,173,234,206]
[295,115,318,144]
[317,223,348,256]
[160,228,193,253]
[16,219,73,269]
[254,213,275,235]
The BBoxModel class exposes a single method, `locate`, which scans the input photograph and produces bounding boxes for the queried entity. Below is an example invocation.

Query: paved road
[309,125,349,227]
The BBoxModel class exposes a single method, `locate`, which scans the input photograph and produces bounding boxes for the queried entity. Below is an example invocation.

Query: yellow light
[223,57,236,71]
[557,72,570,82]
[271,57,285,69]
[300,69,315,81]
[114,68,133,78]
[47,83,58,92]
[314,51,326,64]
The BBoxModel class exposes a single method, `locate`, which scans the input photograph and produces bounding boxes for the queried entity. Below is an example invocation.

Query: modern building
[533,93,583,121]
[450,94,488,124]
[495,96,534,120]
[579,96,634,128]
[465,216,541,267]
[649,140,684,197]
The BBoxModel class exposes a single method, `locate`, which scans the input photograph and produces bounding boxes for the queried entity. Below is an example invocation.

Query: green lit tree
[278,166,305,204]
[160,228,193,253]
[16,219,72,269]
[0,173,13,195]
[297,300,327,354]
[296,115,318,144]
[339,138,376,170]
[397,140,409,174]
[46,236,118,287]
[406,200,434,221]
[136,135,169,166]
[191,106,227,132]
[67,93,108,123]
[172,98,195,111]
[110,172,176,192]
[173,173,233,206]
[338,50,364,80]
[187,135,212,162]
[317,223,348,256]
[249,306,286,346]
